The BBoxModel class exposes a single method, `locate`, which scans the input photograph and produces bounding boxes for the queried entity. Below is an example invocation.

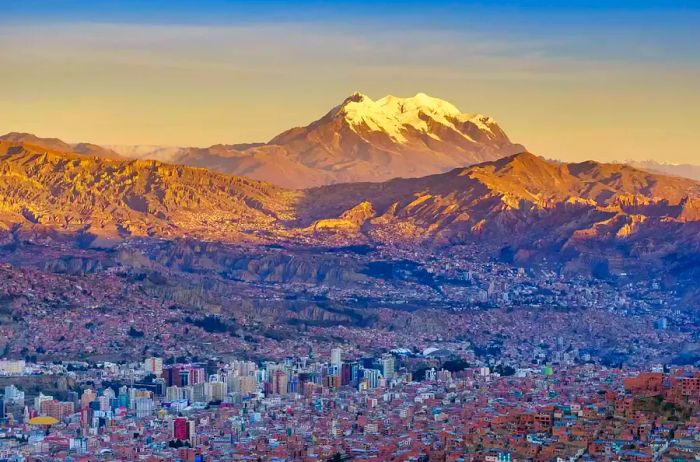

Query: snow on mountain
[324,92,497,144]
[3,92,525,188]
[113,92,524,188]
[627,159,700,181]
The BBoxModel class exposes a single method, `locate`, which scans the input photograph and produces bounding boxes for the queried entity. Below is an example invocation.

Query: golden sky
[1,13,699,164]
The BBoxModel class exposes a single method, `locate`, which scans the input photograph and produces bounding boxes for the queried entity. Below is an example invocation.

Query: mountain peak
[343,91,370,104]
[328,92,495,144]
[182,92,526,187]
[497,151,544,165]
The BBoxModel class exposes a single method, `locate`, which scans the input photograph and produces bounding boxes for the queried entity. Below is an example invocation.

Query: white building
[4,385,24,404]
[134,397,154,418]
[0,360,25,375]
[331,348,342,367]
[143,357,163,376]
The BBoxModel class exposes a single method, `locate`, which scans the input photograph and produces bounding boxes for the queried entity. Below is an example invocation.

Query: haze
[1,1,699,163]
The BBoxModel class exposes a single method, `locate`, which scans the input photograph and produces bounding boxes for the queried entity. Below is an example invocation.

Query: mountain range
[6,92,524,189]
[626,160,700,181]
[1,137,698,279]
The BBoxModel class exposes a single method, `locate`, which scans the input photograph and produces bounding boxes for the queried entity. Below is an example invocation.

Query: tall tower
[330,348,342,367]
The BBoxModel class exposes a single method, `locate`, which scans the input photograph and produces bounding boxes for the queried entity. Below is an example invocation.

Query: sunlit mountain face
[92,92,523,188]
[2,139,698,280]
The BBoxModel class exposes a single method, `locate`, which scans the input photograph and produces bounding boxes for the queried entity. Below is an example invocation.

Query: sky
[1,1,699,163]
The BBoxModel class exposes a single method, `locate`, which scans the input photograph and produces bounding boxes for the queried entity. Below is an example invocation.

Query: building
[171,416,196,442]
[4,385,24,404]
[189,367,206,385]
[208,382,227,402]
[271,370,289,395]
[80,389,97,409]
[229,375,257,394]
[40,400,74,421]
[331,348,342,367]
[134,397,154,418]
[0,360,25,375]
[144,357,163,376]
[34,393,54,411]
[363,369,382,389]
[381,354,396,380]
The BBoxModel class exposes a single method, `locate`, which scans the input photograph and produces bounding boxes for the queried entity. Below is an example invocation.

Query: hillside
[0,141,299,244]
[301,152,700,275]
[1,141,698,277]
[0,132,125,160]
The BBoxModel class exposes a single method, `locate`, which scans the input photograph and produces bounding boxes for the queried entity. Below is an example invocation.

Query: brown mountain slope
[1,143,698,277]
[0,141,299,243]
[0,132,125,160]
[300,152,700,274]
[302,152,700,220]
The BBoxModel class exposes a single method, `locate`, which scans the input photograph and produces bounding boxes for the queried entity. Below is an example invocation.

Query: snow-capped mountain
[149,92,525,188]
[296,91,510,146]
[1,93,524,188]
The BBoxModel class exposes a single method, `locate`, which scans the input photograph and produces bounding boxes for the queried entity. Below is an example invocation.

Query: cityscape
[0,1,699,461]
[0,352,698,460]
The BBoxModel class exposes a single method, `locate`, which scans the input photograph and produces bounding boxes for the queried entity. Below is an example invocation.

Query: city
[1,1,699,461]
[0,352,698,460]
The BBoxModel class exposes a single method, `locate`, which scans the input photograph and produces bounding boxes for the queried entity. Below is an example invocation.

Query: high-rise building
[351,362,360,384]
[271,370,288,395]
[134,397,154,418]
[192,383,208,403]
[4,385,24,404]
[229,360,257,377]
[162,365,183,387]
[80,389,97,410]
[40,400,74,421]
[208,382,227,402]
[66,391,79,407]
[69,437,88,454]
[288,375,299,394]
[189,367,206,385]
[144,357,163,376]
[381,355,396,380]
[179,369,190,387]
[171,416,196,442]
[341,363,352,386]
[97,395,110,412]
[229,375,257,394]
[362,369,382,389]
[331,348,342,367]
[34,393,54,411]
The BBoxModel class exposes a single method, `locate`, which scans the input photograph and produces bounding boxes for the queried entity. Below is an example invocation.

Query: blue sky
[5,1,699,61]
[1,1,699,162]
